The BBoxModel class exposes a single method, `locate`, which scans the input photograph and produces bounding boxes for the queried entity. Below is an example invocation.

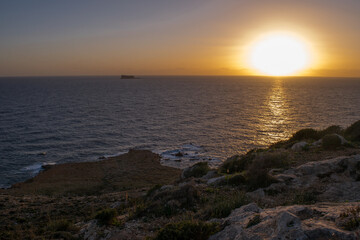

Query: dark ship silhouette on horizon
[121,75,137,79]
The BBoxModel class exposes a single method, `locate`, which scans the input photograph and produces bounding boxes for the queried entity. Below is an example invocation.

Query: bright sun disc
[250,33,310,76]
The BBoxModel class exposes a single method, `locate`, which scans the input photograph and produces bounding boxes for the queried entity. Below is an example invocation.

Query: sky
[0,0,359,77]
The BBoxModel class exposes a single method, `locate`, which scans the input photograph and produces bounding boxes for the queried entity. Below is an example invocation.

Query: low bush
[183,162,210,178]
[146,184,162,197]
[318,125,343,138]
[47,219,77,232]
[246,169,278,191]
[138,185,199,218]
[223,174,246,186]
[249,152,289,170]
[322,134,342,150]
[140,202,180,218]
[219,153,254,174]
[245,152,288,190]
[345,120,360,142]
[292,191,318,204]
[46,219,78,240]
[95,208,118,225]
[338,206,360,231]
[50,231,76,240]
[153,220,220,240]
[202,192,247,219]
[171,185,199,208]
[290,128,320,142]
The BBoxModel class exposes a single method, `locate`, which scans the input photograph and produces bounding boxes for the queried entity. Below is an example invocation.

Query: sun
[249,33,311,76]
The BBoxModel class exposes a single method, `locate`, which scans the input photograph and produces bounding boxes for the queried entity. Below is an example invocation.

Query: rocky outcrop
[249,154,360,203]
[210,203,360,240]
[9,150,181,196]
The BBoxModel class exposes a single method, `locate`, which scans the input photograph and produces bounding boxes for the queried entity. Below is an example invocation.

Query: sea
[1,76,360,188]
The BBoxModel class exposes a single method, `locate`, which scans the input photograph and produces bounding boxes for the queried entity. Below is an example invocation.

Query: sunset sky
[1,0,359,77]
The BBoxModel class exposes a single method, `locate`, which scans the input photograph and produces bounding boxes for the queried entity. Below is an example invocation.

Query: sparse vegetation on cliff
[152,220,220,240]
[1,120,360,239]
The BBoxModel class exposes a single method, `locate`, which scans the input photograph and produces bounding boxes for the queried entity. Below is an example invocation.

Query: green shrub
[95,208,118,225]
[146,184,162,197]
[251,152,289,170]
[246,169,278,191]
[141,203,179,218]
[246,214,261,228]
[183,162,210,178]
[47,219,77,232]
[221,174,246,186]
[345,120,360,142]
[219,153,254,174]
[245,152,288,190]
[322,134,342,150]
[292,191,317,204]
[138,185,199,218]
[202,192,247,219]
[318,125,343,138]
[50,231,76,240]
[153,220,220,240]
[176,185,199,207]
[338,206,360,231]
[290,128,320,141]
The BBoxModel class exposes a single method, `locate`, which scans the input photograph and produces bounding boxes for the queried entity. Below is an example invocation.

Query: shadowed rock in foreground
[210,202,360,240]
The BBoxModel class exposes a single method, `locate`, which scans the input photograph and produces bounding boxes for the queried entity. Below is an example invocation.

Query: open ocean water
[1,76,360,188]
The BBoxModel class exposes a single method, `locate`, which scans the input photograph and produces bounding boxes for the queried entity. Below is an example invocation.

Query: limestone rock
[160,184,174,191]
[209,203,360,240]
[207,176,226,185]
[291,141,308,151]
[266,154,360,202]
[246,188,265,200]
[334,134,348,145]
[202,170,218,180]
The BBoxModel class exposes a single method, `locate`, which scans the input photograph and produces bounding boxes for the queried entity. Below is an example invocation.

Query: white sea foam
[43,162,56,166]
[103,151,128,158]
[22,163,43,172]
[159,143,221,169]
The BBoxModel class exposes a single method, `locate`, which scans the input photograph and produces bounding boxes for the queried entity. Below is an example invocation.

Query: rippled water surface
[1,76,360,187]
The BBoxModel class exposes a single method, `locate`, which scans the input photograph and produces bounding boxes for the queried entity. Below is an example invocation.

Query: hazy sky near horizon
[1,0,359,77]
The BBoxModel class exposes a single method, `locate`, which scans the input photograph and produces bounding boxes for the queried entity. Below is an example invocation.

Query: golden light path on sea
[257,79,292,146]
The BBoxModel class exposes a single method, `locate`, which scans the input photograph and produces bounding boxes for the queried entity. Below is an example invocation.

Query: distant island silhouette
[121,75,136,79]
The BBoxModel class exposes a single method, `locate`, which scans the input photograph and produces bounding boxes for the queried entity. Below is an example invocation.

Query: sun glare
[249,33,311,76]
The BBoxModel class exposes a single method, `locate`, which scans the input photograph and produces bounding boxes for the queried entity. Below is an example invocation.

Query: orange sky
[0,0,359,77]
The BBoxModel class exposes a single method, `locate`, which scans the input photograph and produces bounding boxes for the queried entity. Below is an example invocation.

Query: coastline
[1,120,360,239]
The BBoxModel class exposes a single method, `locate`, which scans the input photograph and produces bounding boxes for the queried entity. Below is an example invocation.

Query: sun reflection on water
[257,79,293,146]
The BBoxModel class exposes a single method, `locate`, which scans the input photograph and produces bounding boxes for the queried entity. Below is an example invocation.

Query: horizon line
[0,74,359,79]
